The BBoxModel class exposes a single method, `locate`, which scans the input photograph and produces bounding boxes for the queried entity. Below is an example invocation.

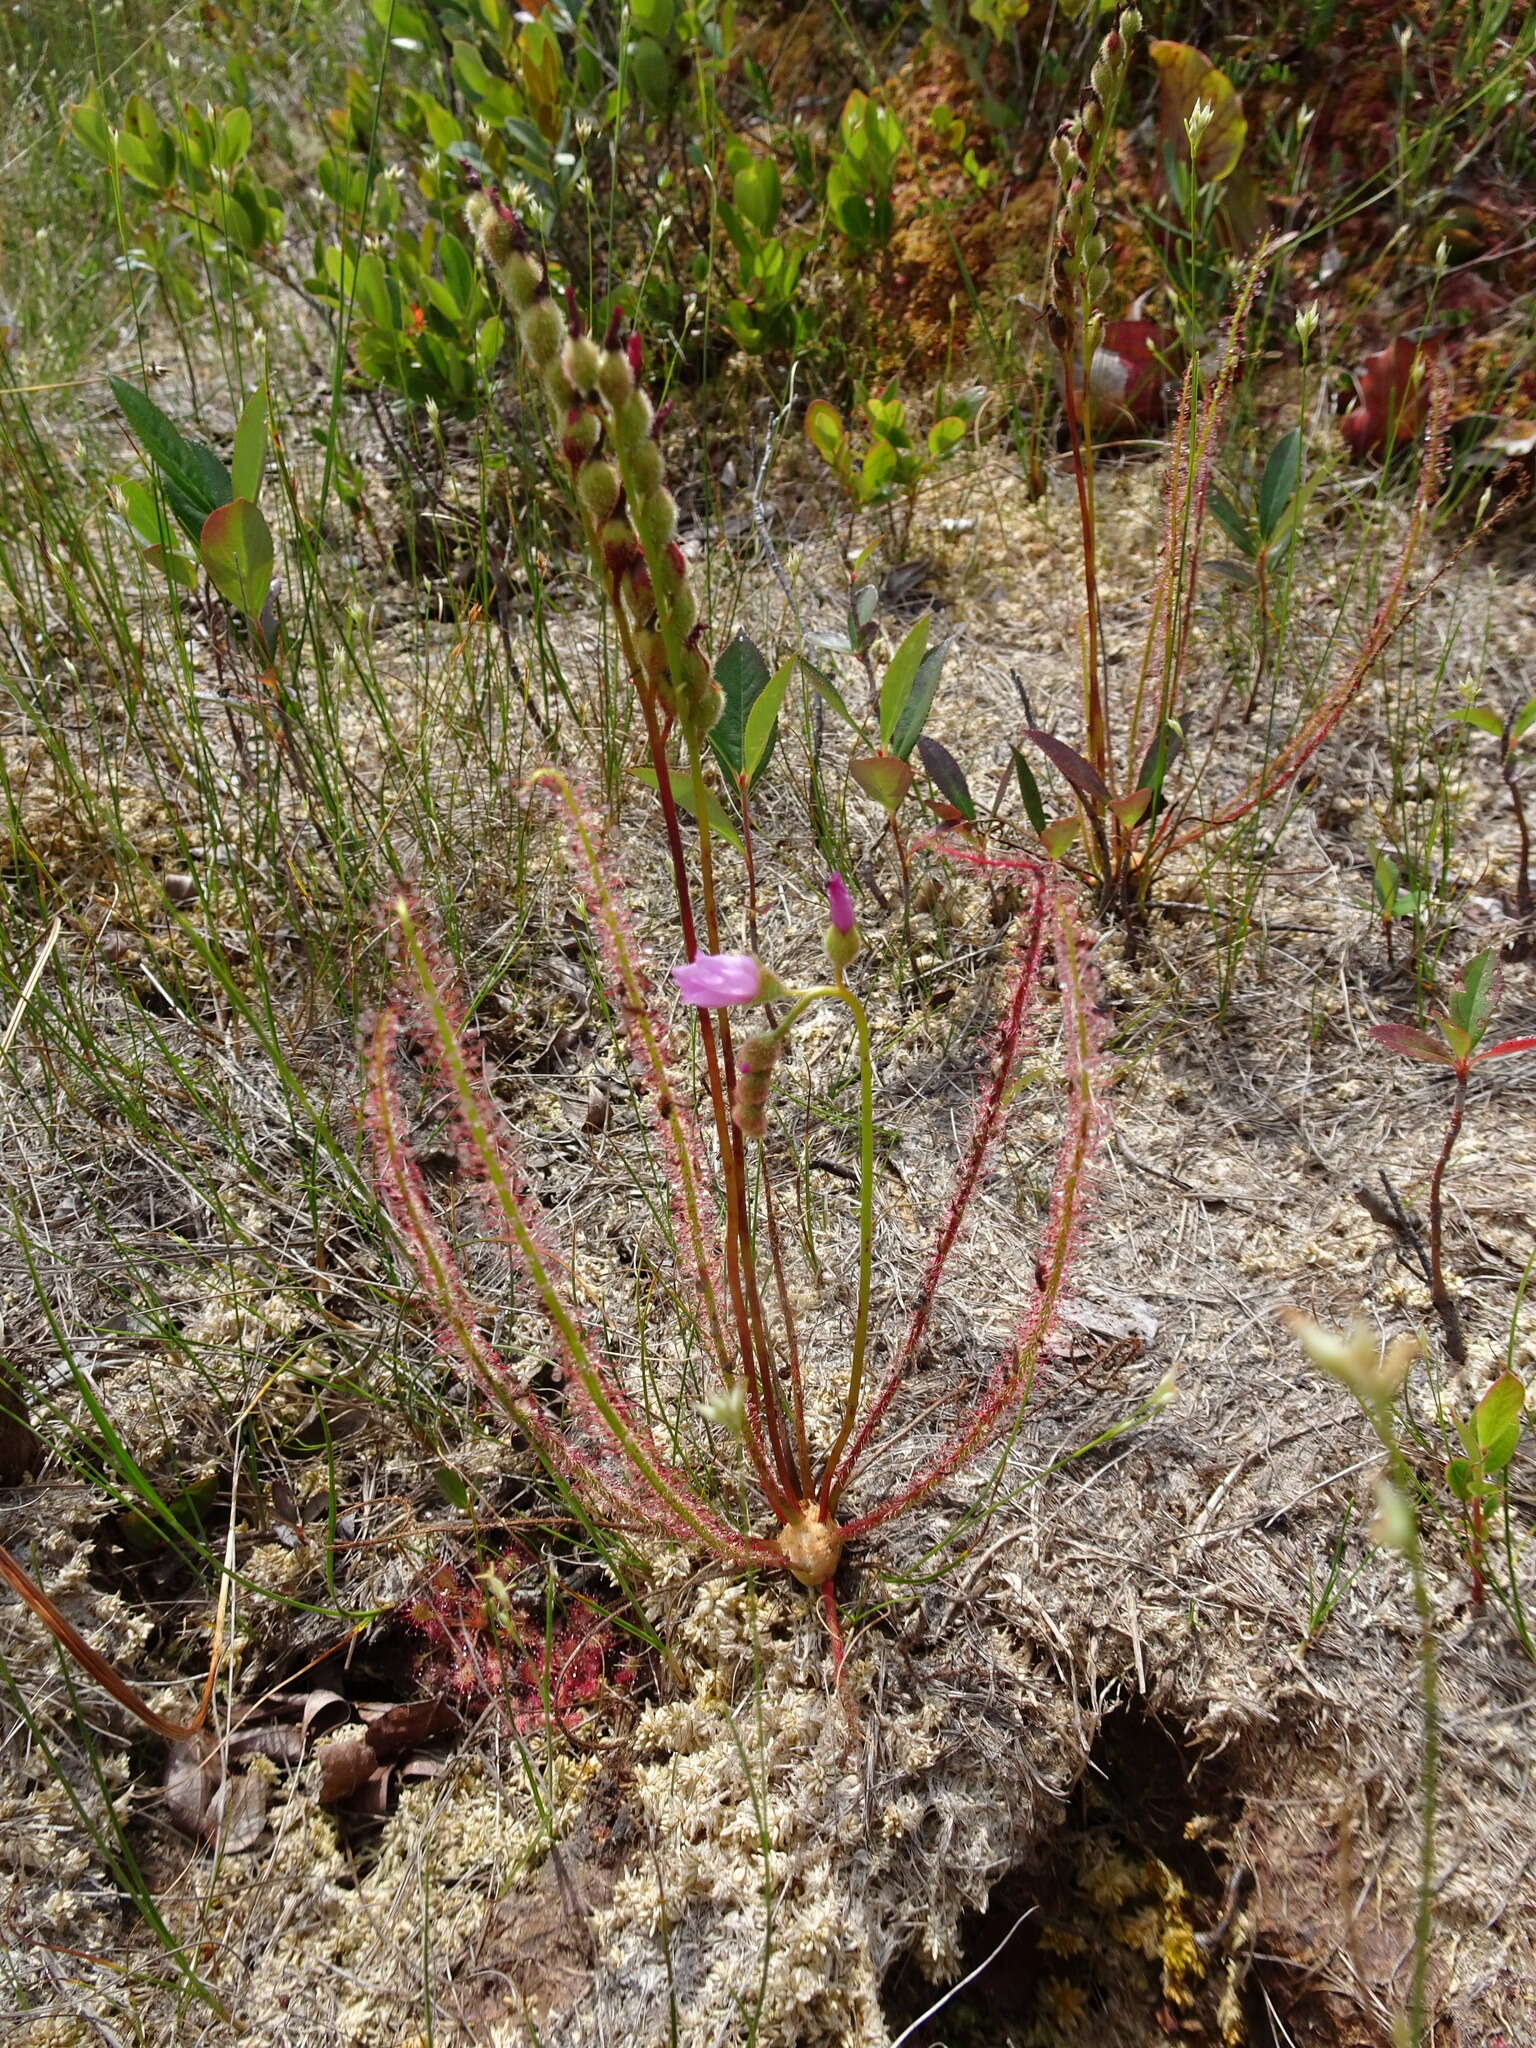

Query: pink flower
[671,953,765,1007]
[826,873,856,935]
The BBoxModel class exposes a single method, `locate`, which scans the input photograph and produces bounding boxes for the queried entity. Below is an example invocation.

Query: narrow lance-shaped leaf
[915,735,975,822]
[1474,1035,1536,1065]
[231,384,267,505]
[1024,728,1111,807]
[1448,950,1498,1046]
[708,630,771,780]
[889,641,946,760]
[878,614,930,750]
[110,376,230,540]
[1257,429,1301,546]
[1134,719,1184,824]
[743,655,797,785]
[1011,747,1047,833]
[800,656,861,734]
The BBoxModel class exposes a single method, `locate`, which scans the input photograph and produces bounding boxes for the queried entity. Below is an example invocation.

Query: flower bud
[636,489,678,552]
[596,346,635,407]
[633,626,668,688]
[561,406,602,466]
[654,540,687,600]
[825,871,861,972]
[562,332,601,393]
[518,296,565,369]
[542,360,576,413]
[665,582,699,640]
[1119,10,1142,39]
[626,437,664,500]
[600,517,638,577]
[1090,62,1114,102]
[576,457,620,523]
[613,389,654,456]
[497,250,542,312]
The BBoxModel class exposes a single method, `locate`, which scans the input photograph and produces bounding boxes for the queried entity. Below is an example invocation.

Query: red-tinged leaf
[1474,1035,1536,1064]
[1369,1024,1454,1063]
[1109,788,1153,830]
[850,753,913,816]
[199,496,274,619]
[1040,816,1080,860]
[1340,340,1432,461]
[1024,729,1110,806]
[318,1737,378,1806]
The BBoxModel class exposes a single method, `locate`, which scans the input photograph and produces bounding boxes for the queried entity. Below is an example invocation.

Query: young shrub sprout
[1369,950,1536,1366]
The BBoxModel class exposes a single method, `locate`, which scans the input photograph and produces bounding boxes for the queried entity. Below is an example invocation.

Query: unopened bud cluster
[1048,8,1141,349]
[732,1027,788,1141]
[465,189,721,741]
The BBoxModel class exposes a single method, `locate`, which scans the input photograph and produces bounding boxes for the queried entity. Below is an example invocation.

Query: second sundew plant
[1027,10,1453,926]
[364,188,1107,1663]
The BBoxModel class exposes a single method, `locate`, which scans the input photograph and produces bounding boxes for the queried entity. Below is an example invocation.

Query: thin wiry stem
[843,877,1102,1539]
[828,853,1051,1505]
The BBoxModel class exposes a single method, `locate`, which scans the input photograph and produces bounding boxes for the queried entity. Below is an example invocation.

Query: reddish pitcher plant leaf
[1077,319,1170,434]
[1149,41,1247,185]
[1341,340,1433,461]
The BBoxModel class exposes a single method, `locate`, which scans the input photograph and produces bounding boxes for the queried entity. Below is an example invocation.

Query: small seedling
[1370,951,1536,1365]
[111,377,276,644]
[805,385,983,558]
[1445,1371,1526,1611]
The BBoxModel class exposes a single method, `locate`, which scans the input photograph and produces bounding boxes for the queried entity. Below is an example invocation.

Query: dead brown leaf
[317,1736,378,1806]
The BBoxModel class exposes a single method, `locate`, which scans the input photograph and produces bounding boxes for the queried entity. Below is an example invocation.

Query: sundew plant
[364,191,1107,1660]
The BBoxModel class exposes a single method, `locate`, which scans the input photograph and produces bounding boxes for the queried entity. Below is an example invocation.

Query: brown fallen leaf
[317,1737,378,1806]
[358,1698,458,1759]
[164,1733,221,1839]
[205,1772,268,1853]
[227,1724,305,1767]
